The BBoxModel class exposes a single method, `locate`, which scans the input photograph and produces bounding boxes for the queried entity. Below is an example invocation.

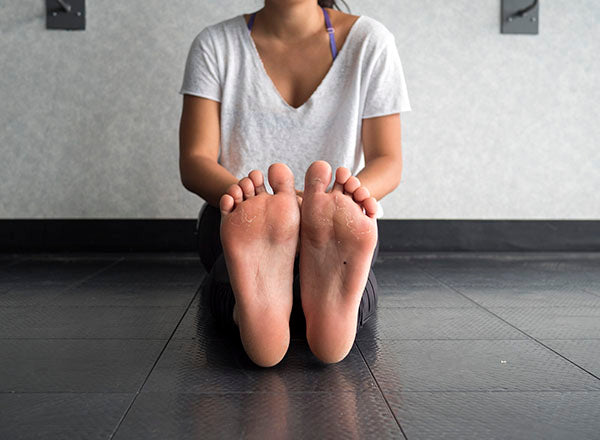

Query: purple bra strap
[321,7,338,60]
[246,7,337,60]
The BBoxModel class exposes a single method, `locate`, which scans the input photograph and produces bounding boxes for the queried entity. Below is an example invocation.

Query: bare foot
[299,161,378,363]
[219,164,300,367]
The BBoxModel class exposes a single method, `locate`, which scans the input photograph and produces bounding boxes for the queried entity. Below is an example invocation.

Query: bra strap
[247,8,337,60]
[247,12,256,31]
[321,7,338,60]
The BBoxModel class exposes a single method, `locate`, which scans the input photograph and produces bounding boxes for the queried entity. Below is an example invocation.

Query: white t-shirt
[179,13,412,218]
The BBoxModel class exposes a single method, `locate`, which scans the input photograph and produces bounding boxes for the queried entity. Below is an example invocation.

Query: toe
[333,167,351,193]
[268,163,295,194]
[226,183,244,205]
[353,186,370,203]
[249,170,267,194]
[343,176,361,195]
[219,194,234,216]
[304,160,332,195]
[362,197,378,218]
[238,177,255,199]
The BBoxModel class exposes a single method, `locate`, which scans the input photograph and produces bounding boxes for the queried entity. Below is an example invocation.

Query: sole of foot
[299,160,378,364]
[219,163,300,367]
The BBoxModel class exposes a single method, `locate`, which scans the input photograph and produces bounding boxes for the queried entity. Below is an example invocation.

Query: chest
[252,35,335,109]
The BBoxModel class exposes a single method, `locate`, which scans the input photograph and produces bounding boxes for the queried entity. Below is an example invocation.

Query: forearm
[180,155,239,207]
[355,156,402,201]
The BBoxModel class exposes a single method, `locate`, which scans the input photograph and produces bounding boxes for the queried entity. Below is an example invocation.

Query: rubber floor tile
[357,339,600,392]
[0,282,198,307]
[541,340,600,377]
[0,306,186,339]
[0,393,131,440]
[172,284,312,341]
[413,258,582,288]
[114,390,402,440]
[0,284,68,306]
[0,339,164,392]
[119,253,199,260]
[0,256,23,267]
[490,307,600,339]
[172,297,232,340]
[0,258,118,285]
[173,293,311,341]
[410,253,600,268]
[143,339,377,393]
[422,267,571,288]
[583,285,600,296]
[377,284,475,308]
[85,259,205,284]
[374,261,440,288]
[406,252,598,263]
[455,285,600,308]
[355,308,526,340]
[390,391,600,440]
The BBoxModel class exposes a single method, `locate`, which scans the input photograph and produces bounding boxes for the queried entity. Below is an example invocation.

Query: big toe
[304,160,332,195]
[268,163,295,194]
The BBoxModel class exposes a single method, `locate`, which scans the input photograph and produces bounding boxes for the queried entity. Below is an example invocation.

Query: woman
[179,0,411,367]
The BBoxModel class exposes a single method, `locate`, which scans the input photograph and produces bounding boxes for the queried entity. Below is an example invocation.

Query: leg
[357,237,380,330]
[204,253,238,335]
[196,202,224,273]
[219,164,300,367]
[300,161,379,363]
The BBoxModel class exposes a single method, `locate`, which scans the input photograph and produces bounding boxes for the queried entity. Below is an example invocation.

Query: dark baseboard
[377,220,600,251]
[1,219,599,252]
[0,220,198,253]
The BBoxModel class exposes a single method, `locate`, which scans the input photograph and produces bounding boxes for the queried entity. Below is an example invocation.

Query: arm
[355,113,403,201]
[179,94,239,207]
[295,114,402,205]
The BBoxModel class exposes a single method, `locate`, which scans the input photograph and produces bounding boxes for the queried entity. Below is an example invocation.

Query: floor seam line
[582,287,600,299]
[0,258,27,269]
[61,257,125,292]
[0,257,124,292]
[384,389,600,393]
[355,342,409,440]
[415,264,600,383]
[108,280,203,439]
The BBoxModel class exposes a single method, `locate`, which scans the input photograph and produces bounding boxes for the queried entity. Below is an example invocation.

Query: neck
[255,1,325,42]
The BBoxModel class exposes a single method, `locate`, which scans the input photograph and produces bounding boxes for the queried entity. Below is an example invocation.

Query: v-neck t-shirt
[179,13,412,218]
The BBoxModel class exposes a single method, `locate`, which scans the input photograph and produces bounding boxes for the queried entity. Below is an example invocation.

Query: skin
[179,0,404,206]
[179,0,404,364]
[219,162,379,366]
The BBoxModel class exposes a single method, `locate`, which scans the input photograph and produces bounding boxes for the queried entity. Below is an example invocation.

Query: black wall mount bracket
[46,0,85,30]
[501,0,539,34]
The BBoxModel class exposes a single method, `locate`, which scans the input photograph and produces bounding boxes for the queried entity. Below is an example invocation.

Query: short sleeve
[179,27,221,102]
[362,33,411,118]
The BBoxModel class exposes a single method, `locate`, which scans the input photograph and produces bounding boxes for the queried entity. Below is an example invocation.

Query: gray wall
[1,0,599,219]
